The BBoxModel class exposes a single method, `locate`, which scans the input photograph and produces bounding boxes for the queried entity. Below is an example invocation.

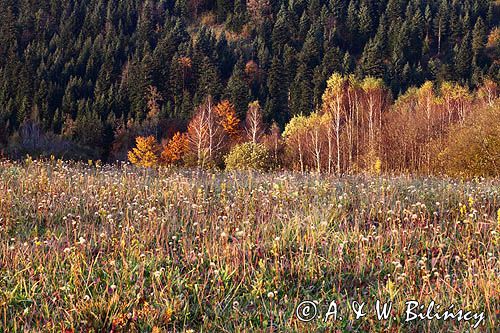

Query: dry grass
[0,159,498,332]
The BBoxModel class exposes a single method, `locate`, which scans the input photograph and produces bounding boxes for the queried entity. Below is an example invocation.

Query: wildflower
[460,204,467,216]
[63,247,71,254]
[78,237,86,245]
[392,261,403,269]
[267,291,275,299]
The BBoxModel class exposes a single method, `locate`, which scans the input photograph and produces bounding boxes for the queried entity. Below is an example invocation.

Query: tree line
[128,75,499,177]
[0,0,498,162]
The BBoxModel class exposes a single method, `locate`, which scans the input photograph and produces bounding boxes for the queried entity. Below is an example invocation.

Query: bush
[437,103,500,177]
[225,142,271,171]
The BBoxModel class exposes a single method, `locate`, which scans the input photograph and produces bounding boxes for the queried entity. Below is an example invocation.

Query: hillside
[0,0,499,162]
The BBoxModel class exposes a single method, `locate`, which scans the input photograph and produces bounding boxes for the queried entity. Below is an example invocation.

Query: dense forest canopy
[0,0,498,162]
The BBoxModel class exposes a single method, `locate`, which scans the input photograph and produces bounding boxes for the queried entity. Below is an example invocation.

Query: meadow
[0,159,498,332]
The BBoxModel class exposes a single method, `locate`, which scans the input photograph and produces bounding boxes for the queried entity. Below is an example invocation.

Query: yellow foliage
[373,158,382,175]
[282,114,308,139]
[361,76,384,91]
[127,136,160,168]
[437,102,500,177]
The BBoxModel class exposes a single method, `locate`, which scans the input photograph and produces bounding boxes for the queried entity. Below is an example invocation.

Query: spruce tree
[226,59,250,118]
[266,55,288,127]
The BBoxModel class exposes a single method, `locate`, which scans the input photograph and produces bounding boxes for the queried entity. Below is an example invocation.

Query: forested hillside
[0,0,498,163]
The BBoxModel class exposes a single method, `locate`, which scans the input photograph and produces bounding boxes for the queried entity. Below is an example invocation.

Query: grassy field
[0,159,498,332]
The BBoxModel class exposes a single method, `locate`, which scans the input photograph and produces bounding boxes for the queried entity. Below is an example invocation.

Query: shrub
[225,142,271,171]
[437,103,500,177]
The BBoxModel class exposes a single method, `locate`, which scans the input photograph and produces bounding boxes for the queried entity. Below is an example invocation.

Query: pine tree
[196,56,222,103]
[357,38,385,79]
[271,5,291,54]
[266,55,288,127]
[226,59,250,118]
[358,1,373,41]
[472,17,487,66]
[454,32,472,82]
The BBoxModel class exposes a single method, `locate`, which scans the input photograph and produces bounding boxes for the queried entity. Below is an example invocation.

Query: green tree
[225,142,271,171]
[226,59,250,118]
[472,17,487,66]
[266,55,289,127]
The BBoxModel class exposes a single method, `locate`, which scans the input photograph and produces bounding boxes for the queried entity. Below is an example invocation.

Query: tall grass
[0,159,498,332]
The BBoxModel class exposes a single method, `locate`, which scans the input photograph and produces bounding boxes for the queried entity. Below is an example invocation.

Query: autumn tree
[215,100,241,141]
[439,81,472,125]
[304,112,329,173]
[283,115,308,172]
[147,85,162,118]
[247,0,271,24]
[161,132,188,165]
[477,79,498,107]
[186,96,226,168]
[245,101,264,145]
[262,121,283,168]
[361,77,390,169]
[128,135,161,167]
[322,73,348,174]
[437,102,500,177]
[381,88,424,172]
[144,85,162,136]
[178,57,192,92]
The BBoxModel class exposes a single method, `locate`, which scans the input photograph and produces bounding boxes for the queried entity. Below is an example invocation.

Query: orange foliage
[161,132,188,165]
[215,100,241,139]
[146,86,162,119]
[178,57,192,70]
[245,60,261,83]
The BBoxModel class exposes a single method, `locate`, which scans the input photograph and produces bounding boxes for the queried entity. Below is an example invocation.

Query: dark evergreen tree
[454,32,473,82]
[472,17,487,66]
[225,58,250,118]
[357,37,385,78]
[266,55,288,127]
